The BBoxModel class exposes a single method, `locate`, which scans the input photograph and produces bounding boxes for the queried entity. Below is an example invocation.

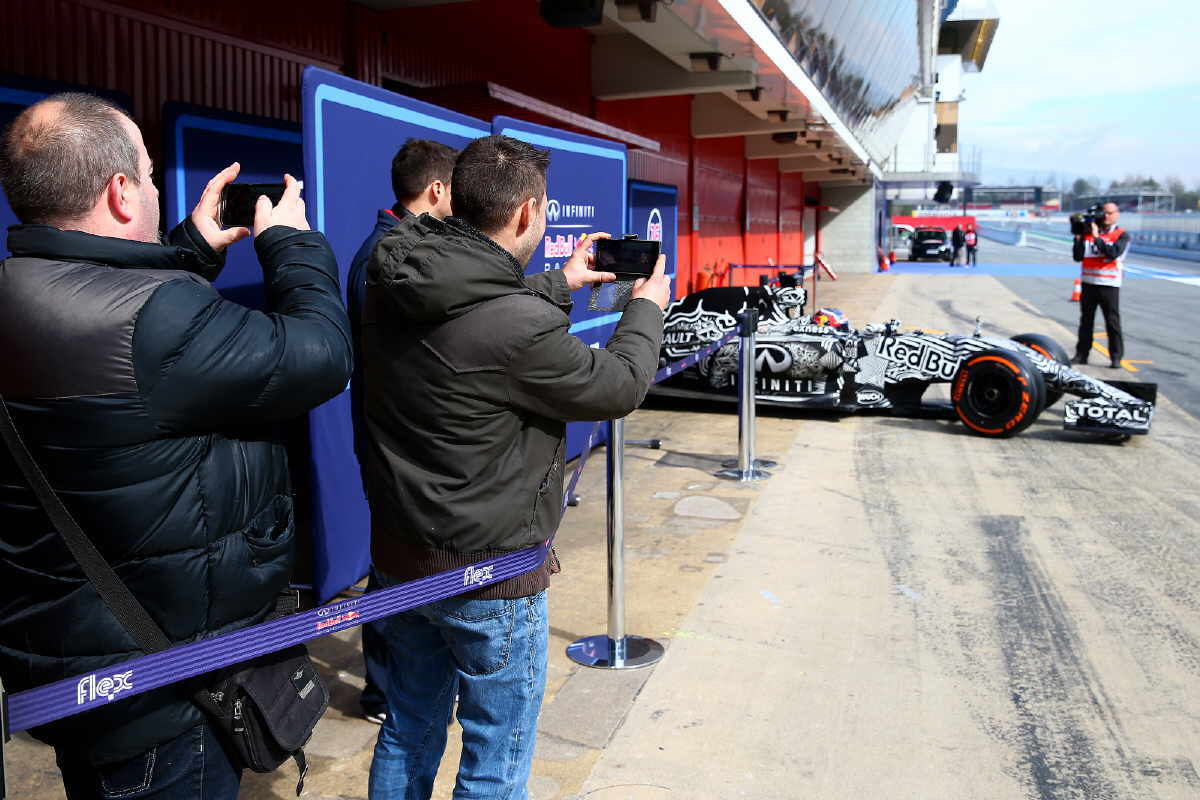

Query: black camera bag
[0,396,326,796]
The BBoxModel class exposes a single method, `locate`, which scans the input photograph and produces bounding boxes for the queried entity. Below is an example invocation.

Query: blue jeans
[368,578,548,800]
[55,722,240,800]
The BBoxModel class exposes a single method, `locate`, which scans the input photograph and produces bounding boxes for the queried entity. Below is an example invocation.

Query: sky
[956,0,1200,188]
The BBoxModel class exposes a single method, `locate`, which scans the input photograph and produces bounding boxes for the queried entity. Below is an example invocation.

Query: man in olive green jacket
[361,134,669,798]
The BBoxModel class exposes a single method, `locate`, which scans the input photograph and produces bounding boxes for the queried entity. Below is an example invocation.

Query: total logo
[546,199,595,225]
[464,564,495,586]
[646,208,663,242]
[1078,405,1150,424]
[77,670,134,705]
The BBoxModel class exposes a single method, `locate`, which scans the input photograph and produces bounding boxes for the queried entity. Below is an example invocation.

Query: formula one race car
[654,284,1156,438]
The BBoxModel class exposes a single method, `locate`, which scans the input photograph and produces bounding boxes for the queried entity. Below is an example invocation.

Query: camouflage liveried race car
[654,281,1157,439]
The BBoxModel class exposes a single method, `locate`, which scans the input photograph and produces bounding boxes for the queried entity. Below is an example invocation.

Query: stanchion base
[720,458,778,469]
[566,634,664,669]
[714,467,772,482]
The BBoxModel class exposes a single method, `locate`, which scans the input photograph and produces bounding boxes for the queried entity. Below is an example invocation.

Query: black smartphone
[219,182,286,228]
[594,237,660,278]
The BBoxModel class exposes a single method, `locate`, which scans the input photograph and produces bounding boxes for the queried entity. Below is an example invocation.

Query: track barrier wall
[977,225,1027,246]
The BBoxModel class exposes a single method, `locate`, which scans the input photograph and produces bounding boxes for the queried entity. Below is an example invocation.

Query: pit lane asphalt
[927,236,1200,423]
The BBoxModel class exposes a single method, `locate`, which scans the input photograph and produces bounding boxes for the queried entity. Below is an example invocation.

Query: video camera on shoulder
[594,234,659,278]
[1069,203,1105,237]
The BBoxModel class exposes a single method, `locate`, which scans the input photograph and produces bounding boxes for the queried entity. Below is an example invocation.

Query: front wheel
[951,348,1044,437]
[1011,333,1070,408]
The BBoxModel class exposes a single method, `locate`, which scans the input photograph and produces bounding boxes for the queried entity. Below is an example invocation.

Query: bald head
[0,93,145,229]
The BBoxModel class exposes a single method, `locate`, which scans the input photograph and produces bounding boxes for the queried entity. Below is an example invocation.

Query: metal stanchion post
[567,418,665,669]
[717,310,773,481]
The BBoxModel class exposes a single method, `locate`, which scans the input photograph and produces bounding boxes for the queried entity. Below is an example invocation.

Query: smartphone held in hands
[219,183,286,229]
[594,236,660,279]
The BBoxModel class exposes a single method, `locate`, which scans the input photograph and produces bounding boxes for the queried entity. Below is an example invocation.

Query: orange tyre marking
[966,355,1020,374]
[955,354,1033,436]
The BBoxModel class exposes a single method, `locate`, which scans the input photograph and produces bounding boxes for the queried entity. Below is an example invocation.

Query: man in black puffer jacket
[362,135,669,797]
[0,94,351,798]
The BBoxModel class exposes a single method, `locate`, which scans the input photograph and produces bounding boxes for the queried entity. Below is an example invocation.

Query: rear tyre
[1012,333,1070,408]
[951,348,1044,437]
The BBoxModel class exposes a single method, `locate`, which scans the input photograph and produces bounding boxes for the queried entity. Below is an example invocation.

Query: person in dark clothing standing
[0,94,352,800]
[346,138,458,726]
[951,224,965,266]
[361,135,670,798]
[1072,201,1129,367]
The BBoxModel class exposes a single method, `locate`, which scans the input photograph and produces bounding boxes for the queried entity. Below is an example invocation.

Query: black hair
[451,135,550,234]
[391,138,458,205]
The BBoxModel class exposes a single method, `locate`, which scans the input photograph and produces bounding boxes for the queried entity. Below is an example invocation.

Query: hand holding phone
[251,174,309,237]
[594,237,660,279]
[190,163,252,253]
[219,182,287,229]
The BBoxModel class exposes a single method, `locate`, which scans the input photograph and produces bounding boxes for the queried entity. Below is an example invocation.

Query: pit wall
[821,184,879,273]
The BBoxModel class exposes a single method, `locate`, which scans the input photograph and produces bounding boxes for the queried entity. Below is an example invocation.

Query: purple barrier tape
[653,330,738,383]
[6,327,740,734]
[8,543,548,733]
[561,420,604,513]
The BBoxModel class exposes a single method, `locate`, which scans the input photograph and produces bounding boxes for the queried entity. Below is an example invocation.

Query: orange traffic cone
[1069,278,1081,302]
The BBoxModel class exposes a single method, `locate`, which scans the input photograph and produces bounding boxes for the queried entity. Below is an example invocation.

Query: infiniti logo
[544,199,595,224]
[755,344,793,374]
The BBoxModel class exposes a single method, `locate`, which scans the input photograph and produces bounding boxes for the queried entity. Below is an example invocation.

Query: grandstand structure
[1070,190,1176,213]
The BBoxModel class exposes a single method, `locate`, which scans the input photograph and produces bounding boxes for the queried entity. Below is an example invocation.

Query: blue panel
[0,79,131,255]
[493,115,627,461]
[627,180,678,298]
[162,103,302,310]
[301,67,491,603]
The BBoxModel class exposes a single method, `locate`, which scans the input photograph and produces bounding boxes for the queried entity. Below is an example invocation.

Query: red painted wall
[892,215,977,231]
[741,159,779,287]
[692,137,745,290]
[780,174,806,267]
[595,96,693,294]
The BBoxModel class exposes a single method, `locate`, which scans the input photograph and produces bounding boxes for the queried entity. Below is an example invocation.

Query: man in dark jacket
[951,224,965,266]
[362,135,669,797]
[0,93,352,798]
[346,138,458,726]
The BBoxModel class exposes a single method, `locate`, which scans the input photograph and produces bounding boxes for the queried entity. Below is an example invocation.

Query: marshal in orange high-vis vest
[1080,226,1126,287]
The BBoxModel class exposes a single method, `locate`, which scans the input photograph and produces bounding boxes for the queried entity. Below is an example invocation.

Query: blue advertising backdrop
[491,115,627,461]
[301,67,490,602]
[628,180,678,299]
[0,77,131,254]
[162,102,302,310]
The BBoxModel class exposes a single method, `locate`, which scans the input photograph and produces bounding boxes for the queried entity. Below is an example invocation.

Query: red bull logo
[544,233,584,258]
[316,610,360,631]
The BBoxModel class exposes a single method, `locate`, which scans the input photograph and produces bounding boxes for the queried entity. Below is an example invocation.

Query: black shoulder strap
[0,395,172,654]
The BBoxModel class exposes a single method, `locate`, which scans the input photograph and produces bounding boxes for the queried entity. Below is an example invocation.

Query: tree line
[1064,175,1199,211]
